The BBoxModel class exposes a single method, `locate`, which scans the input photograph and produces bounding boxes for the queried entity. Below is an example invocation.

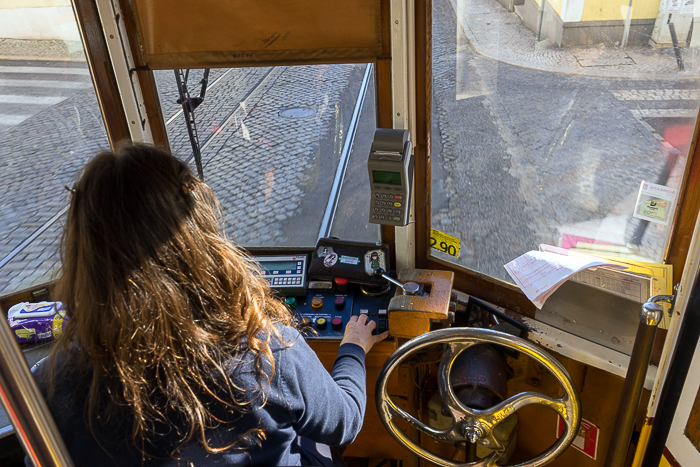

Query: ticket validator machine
[368,129,413,227]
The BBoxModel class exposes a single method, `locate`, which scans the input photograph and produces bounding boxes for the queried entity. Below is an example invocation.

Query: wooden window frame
[76,0,700,320]
[412,0,700,319]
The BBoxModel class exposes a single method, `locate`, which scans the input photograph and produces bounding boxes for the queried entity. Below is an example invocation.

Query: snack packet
[7,302,69,344]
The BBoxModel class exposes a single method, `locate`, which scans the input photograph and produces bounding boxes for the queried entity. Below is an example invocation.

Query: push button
[285,297,297,308]
[315,317,327,330]
[300,317,312,327]
[334,297,346,310]
[311,297,323,309]
[377,319,387,333]
[331,317,343,330]
[334,277,349,292]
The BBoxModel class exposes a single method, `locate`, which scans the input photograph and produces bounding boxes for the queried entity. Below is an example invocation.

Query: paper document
[504,245,627,309]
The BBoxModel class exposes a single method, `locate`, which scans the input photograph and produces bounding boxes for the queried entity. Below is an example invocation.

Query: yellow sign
[430,229,460,258]
[15,328,36,339]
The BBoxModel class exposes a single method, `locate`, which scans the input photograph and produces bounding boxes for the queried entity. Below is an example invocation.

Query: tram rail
[0,63,369,287]
[0,68,277,278]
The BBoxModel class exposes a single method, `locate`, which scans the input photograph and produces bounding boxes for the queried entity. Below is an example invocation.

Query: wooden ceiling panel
[127,0,383,68]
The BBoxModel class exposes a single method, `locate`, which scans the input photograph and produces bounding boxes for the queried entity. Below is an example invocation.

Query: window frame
[79,0,700,318]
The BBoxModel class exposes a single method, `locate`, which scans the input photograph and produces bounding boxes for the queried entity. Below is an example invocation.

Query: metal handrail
[0,316,74,466]
[604,295,674,467]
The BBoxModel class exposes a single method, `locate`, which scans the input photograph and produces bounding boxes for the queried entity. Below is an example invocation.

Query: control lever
[373,268,420,295]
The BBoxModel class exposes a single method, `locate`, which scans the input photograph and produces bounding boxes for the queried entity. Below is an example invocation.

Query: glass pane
[155,63,378,248]
[431,0,700,283]
[0,8,109,296]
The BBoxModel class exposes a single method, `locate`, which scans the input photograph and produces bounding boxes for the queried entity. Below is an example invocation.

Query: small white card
[633,181,678,226]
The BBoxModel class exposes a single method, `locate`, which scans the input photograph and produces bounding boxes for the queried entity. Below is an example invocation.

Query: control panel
[286,282,395,340]
[255,254,308,297]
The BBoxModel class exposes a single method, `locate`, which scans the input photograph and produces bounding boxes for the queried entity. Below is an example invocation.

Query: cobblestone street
[0,56,368,295]
[431,0,700,282]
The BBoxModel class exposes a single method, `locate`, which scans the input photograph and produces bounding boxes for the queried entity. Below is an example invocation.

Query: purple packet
[7,302,69,344]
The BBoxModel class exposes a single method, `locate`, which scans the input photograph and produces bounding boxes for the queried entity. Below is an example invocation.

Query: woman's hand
[340,314,389,354]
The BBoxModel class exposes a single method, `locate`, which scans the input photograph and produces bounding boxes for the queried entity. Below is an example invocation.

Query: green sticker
[639,199,667,221]
[340,255,360,265]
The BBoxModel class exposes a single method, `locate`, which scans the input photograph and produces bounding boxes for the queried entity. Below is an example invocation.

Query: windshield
[430,0,700,284]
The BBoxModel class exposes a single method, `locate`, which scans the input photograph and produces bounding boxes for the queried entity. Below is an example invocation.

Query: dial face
[364,250,387,276]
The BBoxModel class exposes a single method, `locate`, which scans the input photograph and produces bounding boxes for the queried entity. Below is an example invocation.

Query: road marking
[0,95,66,105]
[612,89,699,101]
[0,66,90,76]
[0,79,90,89]
[630,108,699,118]
[0,113,32,125]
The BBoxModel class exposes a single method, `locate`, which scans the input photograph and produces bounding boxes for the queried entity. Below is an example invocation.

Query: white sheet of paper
[504,249,626,309]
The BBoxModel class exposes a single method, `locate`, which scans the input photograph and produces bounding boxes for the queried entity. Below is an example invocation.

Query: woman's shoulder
[269,323,303,352]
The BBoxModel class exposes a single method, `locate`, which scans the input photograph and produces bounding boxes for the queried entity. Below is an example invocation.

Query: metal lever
[373,268,420,295]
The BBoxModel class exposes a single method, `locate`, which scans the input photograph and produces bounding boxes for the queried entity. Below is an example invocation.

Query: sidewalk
[0,38,85,62]
[449,0,700,79]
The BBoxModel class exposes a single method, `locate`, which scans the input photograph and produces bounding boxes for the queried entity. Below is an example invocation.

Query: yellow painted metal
[631,421,653,467]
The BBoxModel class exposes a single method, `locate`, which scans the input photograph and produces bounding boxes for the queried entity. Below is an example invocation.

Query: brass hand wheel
[375,328,581,467]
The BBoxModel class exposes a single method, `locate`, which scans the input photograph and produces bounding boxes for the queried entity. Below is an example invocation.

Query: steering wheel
[375,328,581,467]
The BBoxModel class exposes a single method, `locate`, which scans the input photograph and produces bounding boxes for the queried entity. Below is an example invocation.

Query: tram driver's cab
[4,0,700,466]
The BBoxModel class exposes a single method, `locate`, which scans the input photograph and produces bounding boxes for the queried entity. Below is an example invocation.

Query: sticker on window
[633,181,678,226]
[430,229,460,258]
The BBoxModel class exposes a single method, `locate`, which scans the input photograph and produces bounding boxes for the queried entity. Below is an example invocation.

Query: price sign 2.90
[430,229,460,258]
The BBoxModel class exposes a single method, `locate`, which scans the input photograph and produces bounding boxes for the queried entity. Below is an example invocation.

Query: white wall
[0,4,80,41]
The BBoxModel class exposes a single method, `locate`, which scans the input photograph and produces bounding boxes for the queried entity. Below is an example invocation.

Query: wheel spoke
[480,392,568,429]
[382,396,463,442]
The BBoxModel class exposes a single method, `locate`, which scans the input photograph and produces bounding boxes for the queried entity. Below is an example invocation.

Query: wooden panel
[414,0,431,269]
[308,339,410,460]
[126,0,383,69]
[388,269,453,338]
[375,0,393,129]
[118,0,169,149]
[667,118,700,286]
[508,350,651,466]
[73,0,131,147]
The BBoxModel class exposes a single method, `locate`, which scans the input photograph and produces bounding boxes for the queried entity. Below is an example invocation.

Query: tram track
[0,67,278,276]
[0,63,367,281]
[185,67,277,169]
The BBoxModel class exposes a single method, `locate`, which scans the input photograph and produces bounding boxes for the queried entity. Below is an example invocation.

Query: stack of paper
[504,245,627,309]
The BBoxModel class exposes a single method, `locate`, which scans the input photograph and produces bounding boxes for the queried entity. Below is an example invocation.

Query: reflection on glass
[431,0,700,283]
[0,5,109,296]
[156,64,374,252]
[156,64,378,248]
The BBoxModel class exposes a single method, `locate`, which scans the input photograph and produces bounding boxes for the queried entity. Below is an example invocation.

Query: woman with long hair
[33,143,387,465]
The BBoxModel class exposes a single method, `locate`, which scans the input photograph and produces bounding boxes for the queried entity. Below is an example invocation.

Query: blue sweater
[30,326,367,466]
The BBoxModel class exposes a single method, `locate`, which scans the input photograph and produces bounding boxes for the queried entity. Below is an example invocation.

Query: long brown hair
[52,142,292,455]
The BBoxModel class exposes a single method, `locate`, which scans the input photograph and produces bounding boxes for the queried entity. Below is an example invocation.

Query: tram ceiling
[123,0,386,69]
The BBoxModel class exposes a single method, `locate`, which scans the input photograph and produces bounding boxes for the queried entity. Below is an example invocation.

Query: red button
[331,317,343,330]
[334,297,346,310]
[334,277,349,286]
[395,195,403,200]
